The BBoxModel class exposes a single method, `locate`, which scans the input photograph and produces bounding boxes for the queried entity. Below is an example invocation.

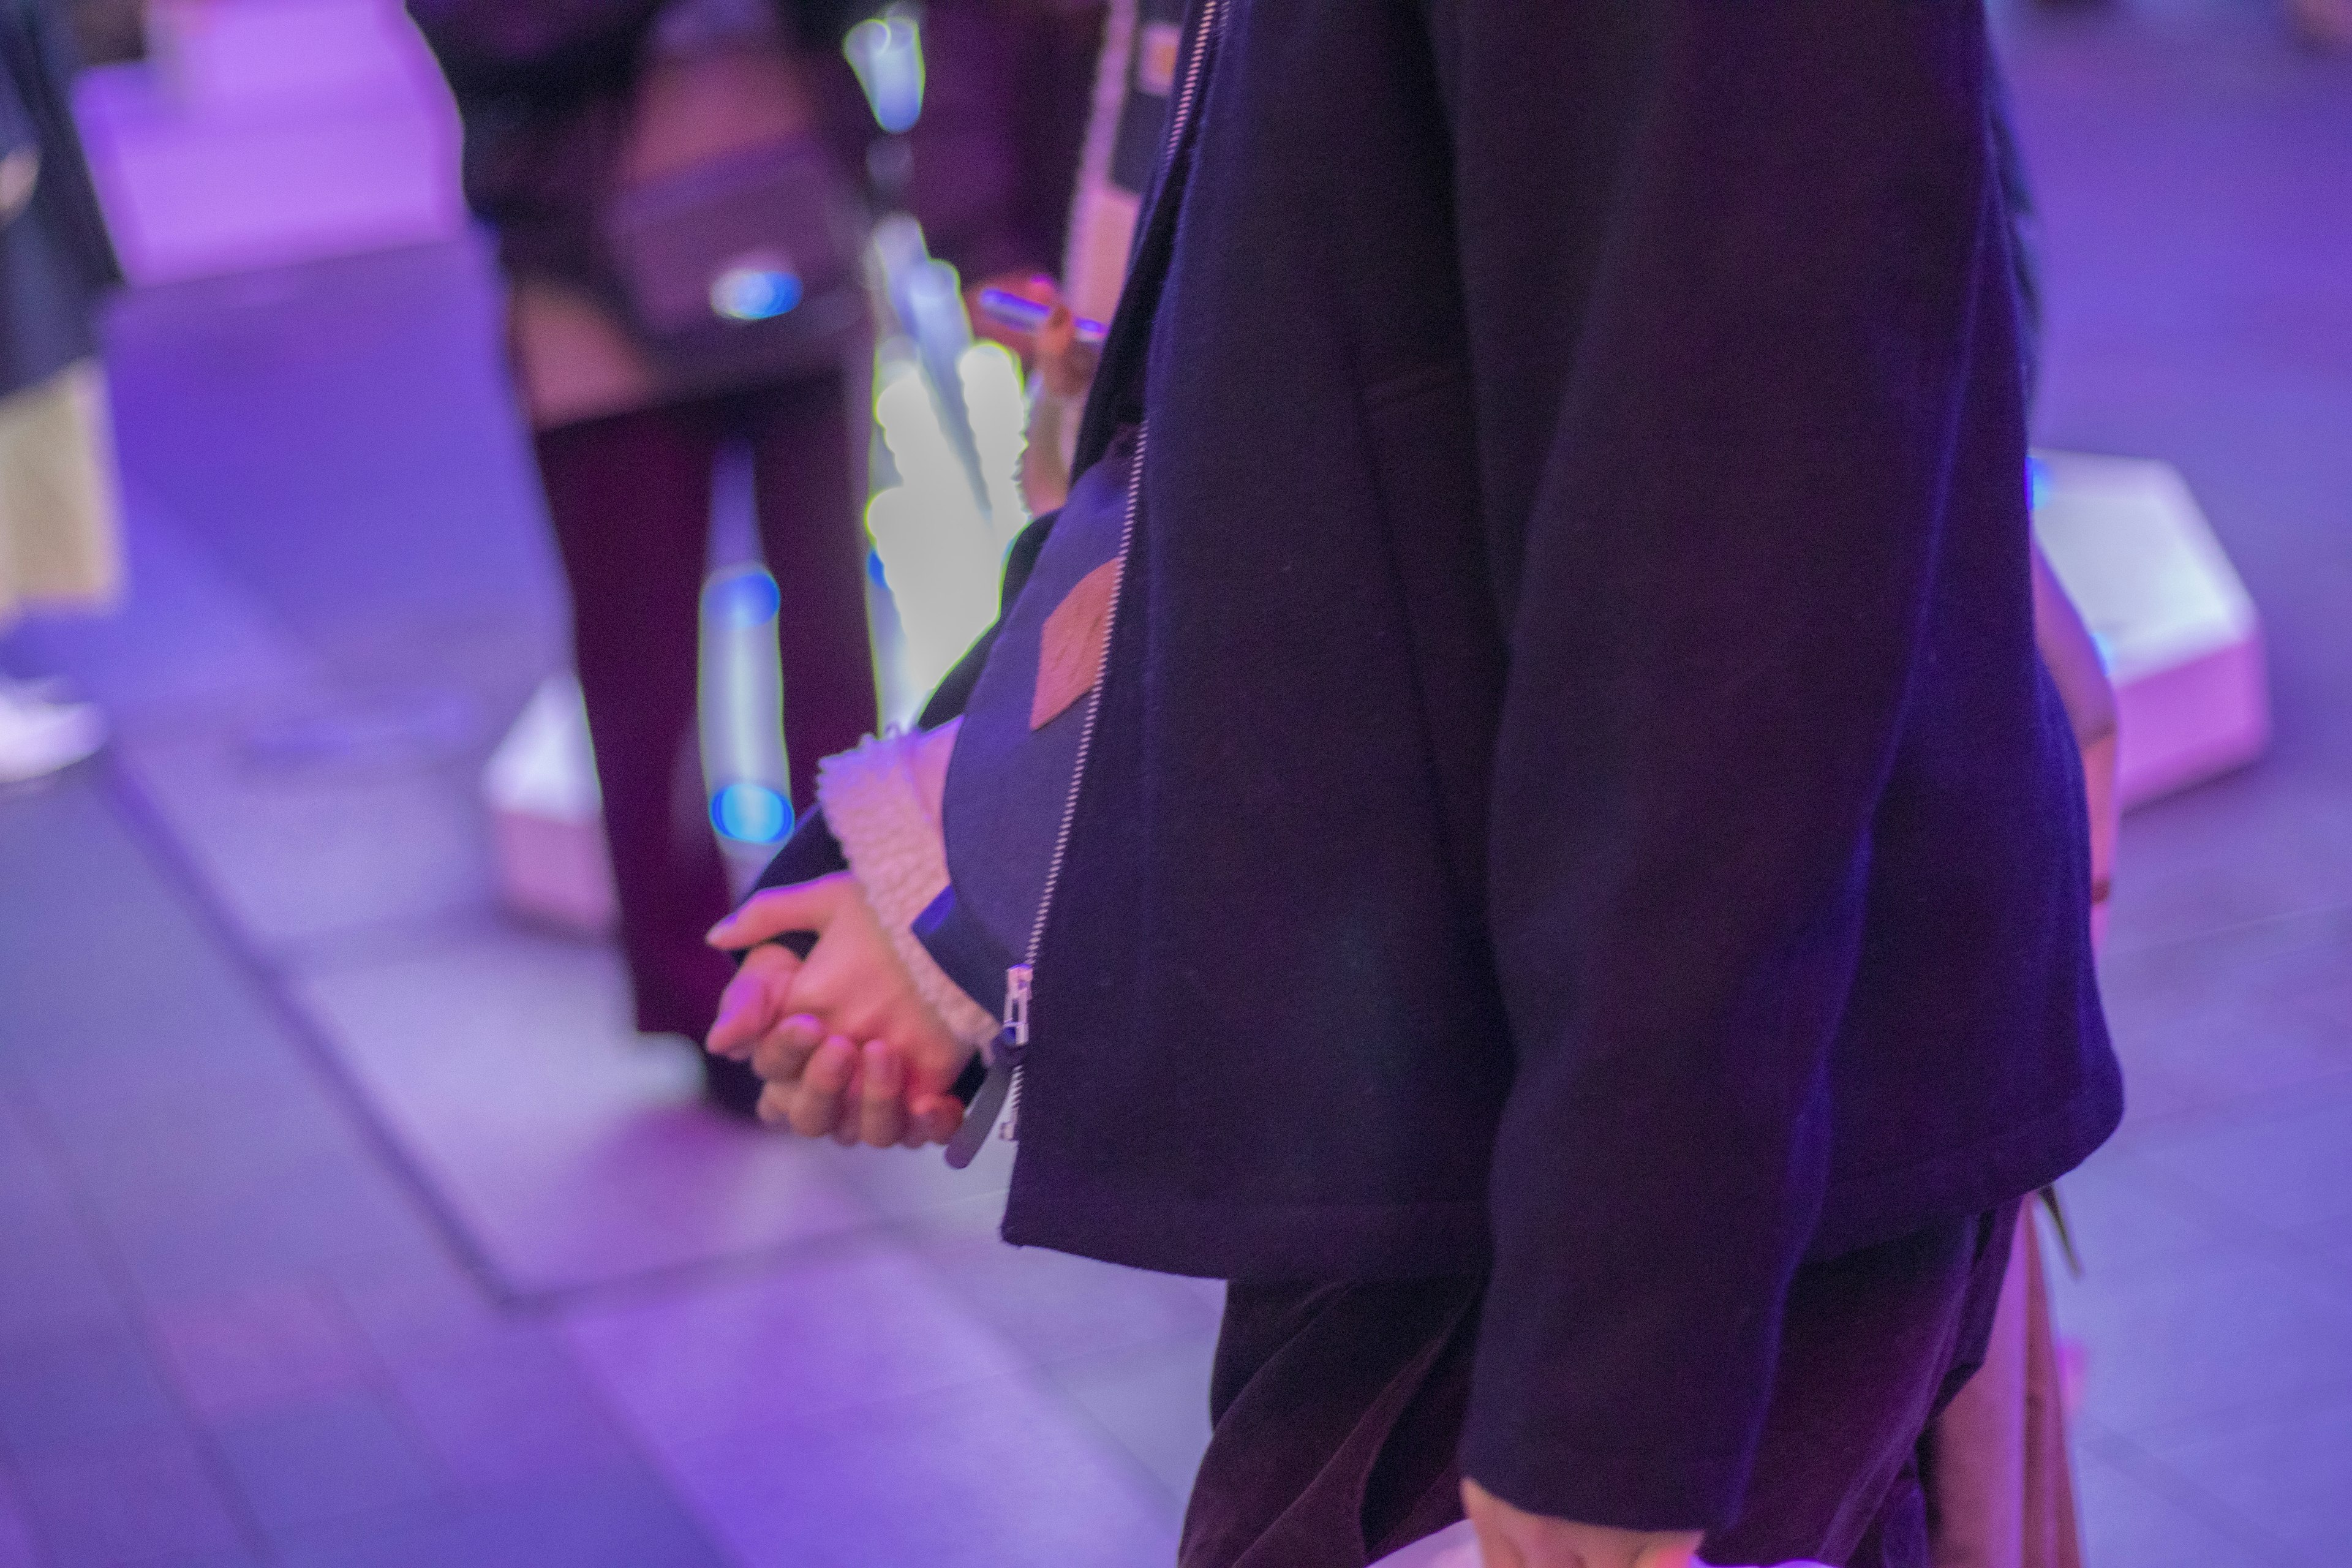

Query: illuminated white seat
[2032,451,2268,809]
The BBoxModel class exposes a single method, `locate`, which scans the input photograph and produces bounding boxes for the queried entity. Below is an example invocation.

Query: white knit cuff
[815,728,1001,1054]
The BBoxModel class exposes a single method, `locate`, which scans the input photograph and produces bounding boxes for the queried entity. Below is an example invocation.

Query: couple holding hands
[703,2,2122,1566]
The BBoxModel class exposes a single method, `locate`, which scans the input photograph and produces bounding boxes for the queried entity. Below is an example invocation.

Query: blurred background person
[0,0,121,784]
[409,0,1096,1114]
[2030,0,2348,50]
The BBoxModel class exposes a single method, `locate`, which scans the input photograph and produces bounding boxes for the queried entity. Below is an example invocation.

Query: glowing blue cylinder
[699,565,794,883]
[845,15,924,134]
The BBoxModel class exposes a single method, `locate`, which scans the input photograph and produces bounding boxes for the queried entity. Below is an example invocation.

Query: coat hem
[1000,1167,1493,1283]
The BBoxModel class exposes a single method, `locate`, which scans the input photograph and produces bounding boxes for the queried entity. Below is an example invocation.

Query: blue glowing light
[712,570,780,627]
[712,782,793,843]
[2027,456,2052,513]
[711,267,804,323]
[846,17,925,134]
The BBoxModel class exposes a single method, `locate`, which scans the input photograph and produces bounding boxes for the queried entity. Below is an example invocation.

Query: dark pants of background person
[533,369,876,1065]
[1180,1203,2021,1568]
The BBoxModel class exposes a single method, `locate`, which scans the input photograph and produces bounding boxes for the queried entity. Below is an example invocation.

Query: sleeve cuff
[814,725,1002,1055]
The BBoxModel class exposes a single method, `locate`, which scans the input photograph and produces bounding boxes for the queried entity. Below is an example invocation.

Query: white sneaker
[0,678,106,783]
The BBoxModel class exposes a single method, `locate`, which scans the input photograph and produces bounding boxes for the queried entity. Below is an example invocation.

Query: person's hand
[707,942,927,1142]
[1461,1479,1703,1568]
[967,270,1054,360]
[707,875,974,1147]
[968,271,1099,400]
[1029,284,1099,402]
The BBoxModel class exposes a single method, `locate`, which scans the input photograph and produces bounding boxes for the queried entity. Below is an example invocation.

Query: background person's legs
[535,402,742,1055]
[744,363,877,809]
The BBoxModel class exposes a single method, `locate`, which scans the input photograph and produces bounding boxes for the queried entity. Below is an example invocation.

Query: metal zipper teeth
[1019,431,1150,975]
[1000,0,1221,1142]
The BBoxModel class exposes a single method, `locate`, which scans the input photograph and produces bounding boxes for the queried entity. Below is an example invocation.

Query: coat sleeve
[1423,0,2023,1531]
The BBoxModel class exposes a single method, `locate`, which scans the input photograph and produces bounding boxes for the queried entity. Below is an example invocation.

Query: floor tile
[12,1436,250,1566]
[2276,1213,2352,1308]
[2100,903,2352,1031]
[2047,1147,2242,1280]
[0,1204,129,1345]
[381,1329,640,1485]
[0,1472,39,1568]
[149,1284,378,1422]
[0,1097,130,1343]
[2127,1091,2352,1232]
[908,1219,1224,1370]
[0,779,288,1082]
[317,1247,510,1363]
[821,1129,1015,1225]
[661,1371,1180,1568]
[2135,1387,2352,1564]
[0,1320,182,1464]
[2095,907,2352,1132]
[121,734,495,956]
[88,1150,443,1308]
[2103,778,2352,956]
[1044,1330,1221,1507]
[0,1089,75,1214]
[291,929,881,1297]
[2048,1243,2352,1437]
[19,1031,355,1174]
[273,1463,722,1568]
[2070,1440,2272,1568]
[96,243,559,666]
[1,483,336,744]
[563,1241,1025,1451]
[210,1389,447,1539]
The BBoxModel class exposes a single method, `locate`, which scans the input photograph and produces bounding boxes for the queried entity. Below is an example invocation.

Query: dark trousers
[1180,1204,2019,1568]
[533,372,876,1041]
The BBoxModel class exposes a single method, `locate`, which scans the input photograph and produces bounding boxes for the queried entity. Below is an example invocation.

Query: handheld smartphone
[975,287,1109,345]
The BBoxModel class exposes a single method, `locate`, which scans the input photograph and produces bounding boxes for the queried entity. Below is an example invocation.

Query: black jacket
[0,0,119,401]
[759,0,2121,1533]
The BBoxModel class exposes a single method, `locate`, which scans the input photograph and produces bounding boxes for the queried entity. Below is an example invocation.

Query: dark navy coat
[0,0,119,401]
[759,0,2122,1532]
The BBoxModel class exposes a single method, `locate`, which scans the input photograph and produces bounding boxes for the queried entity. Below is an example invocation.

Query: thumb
[707,945,797,1055]
[707,875,851,951]
[1460,1480,1528,1568]
[1632,1540,1704,1568]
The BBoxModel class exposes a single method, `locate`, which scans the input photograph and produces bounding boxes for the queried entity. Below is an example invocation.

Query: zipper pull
[1000,964,1032,1058]
[993,965,1033,1145]
[941,1060,1011,1169]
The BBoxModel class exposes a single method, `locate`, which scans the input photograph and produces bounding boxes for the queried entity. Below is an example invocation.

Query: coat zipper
[993,0,1219,1145]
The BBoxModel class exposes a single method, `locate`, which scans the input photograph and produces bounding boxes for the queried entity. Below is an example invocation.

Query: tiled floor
[2,2,2348,1564]
[2006,3,2352,1561]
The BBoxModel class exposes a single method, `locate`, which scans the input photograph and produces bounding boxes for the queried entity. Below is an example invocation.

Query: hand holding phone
[970,275,1104,402]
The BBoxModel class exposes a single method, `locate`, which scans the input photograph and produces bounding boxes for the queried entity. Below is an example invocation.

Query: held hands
[705,875,975,1148]
[1462,1479,1703,1568]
